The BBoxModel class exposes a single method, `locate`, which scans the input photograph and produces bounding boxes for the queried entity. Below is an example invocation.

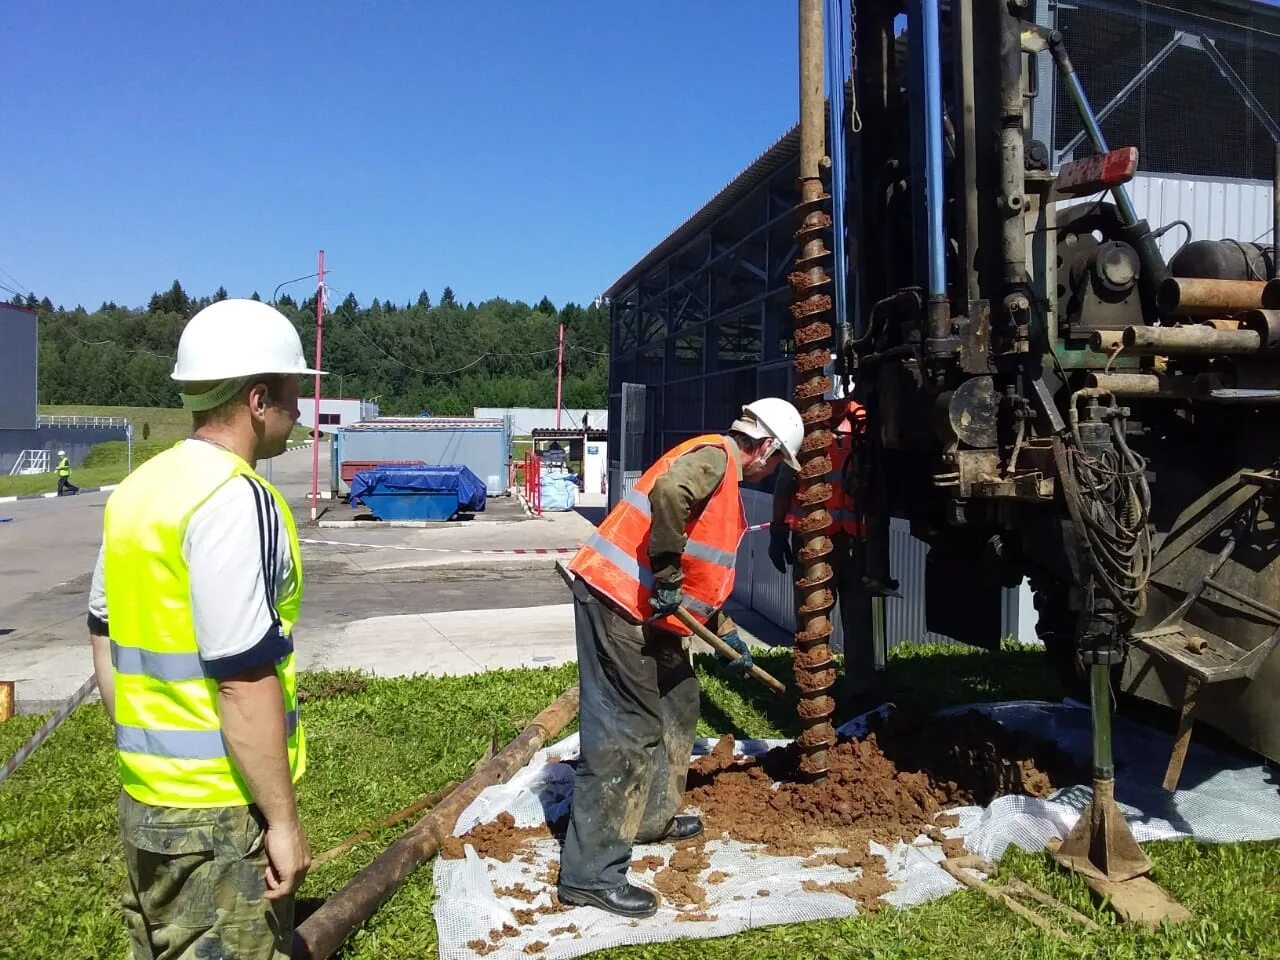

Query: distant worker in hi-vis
[56,449,79,496]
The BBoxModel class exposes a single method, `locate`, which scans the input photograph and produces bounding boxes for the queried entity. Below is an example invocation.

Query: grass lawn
[0,405,313,497]
[1,644,1277,960]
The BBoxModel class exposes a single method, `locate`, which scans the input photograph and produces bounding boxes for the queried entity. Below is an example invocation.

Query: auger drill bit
[790,0,837,781]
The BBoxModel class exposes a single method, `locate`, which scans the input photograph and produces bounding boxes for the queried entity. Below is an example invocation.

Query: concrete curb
[0,484,118,504]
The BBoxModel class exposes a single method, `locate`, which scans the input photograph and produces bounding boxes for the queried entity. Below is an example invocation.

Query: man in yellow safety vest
[87,298,322,960]
[56,449,79,496]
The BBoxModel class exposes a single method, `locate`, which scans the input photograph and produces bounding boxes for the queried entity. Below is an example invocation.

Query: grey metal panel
[0,305,37,430]
[335,427,508,494]
[735,492,1037,650]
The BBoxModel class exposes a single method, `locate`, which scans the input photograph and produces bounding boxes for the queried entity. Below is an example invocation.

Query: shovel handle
[672,607,788,697]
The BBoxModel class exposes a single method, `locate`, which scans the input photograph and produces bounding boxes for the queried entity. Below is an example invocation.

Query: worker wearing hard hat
[561,398,804,918]
[770,395,880,704]
[55,449,79,496]
[87,299,320,959]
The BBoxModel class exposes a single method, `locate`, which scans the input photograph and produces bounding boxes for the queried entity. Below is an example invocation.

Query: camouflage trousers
[119,792,293,960]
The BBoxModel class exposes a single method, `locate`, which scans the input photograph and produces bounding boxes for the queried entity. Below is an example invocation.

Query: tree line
[14,281,608,416]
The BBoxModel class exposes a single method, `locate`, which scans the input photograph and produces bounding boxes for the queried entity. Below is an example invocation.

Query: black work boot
[638,815,703,844]
[558,882,660,919]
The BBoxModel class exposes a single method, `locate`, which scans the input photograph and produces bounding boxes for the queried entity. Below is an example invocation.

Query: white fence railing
[37,414,130,429]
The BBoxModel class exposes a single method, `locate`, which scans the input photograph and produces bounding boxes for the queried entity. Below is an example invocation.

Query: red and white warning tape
[300,523,773,557]
[299,538,579,555]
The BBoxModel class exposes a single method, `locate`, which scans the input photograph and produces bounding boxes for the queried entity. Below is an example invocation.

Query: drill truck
[831,0,1280,882]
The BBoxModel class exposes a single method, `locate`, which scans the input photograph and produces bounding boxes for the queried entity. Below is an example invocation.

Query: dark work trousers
[57,476,79,496]
[559,578,701,891]
[793,529,875,695]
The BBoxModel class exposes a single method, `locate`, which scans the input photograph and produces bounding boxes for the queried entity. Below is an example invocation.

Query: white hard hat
[58,449,66,456]
[170,299,324,382]
[732,397,803,471]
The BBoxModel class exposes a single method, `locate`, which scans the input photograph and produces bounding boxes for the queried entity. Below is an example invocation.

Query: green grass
[0,405,313,496]
[1,645,1277,960]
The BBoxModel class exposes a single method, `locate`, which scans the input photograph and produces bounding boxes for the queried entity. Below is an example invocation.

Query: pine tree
[536,295,556,315]
[417,289,431,309]
[213,286,229,302]
[440,286,457,306]
[250,291,262,301]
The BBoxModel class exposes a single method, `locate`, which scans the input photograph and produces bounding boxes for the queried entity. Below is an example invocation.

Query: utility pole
[310,249,325,522]
[555,321,565,429]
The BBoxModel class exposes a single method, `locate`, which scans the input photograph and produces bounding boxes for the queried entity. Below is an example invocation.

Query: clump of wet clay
[468,939,498,956]
[653,843,711,906]
[675,911,719,923]
[706,870,729,885]
[630,854,665,872]
[443,813,551,862]
[548,924,579,937]
[495,883,538,902]
[512,908,536,925]
[523,942,549,955]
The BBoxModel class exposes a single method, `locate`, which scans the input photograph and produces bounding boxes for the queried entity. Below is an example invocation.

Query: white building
[297,398,380,435]
[473,407,607,437]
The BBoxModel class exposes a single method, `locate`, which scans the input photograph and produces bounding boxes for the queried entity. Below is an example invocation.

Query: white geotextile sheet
[433,700,1280,960]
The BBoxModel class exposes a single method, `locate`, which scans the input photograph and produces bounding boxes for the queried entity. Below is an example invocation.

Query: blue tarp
[350,465,487,512]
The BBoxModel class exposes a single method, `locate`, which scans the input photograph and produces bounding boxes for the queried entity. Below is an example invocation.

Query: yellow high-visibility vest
[57,457,71,477]
[103,440,306,807]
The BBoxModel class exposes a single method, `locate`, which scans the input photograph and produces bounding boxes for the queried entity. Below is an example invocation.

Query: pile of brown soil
[451,707,1073,931]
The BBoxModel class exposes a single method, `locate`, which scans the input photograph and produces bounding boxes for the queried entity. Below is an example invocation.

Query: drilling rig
[817,0,1280,884]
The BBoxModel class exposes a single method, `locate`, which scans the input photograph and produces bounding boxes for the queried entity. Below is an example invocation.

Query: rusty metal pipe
[1157,277,1267,317]
[1087,330,1126,353]
[1122,325,1264,355]
[292,686,581,960]
[1086,372,1193,397]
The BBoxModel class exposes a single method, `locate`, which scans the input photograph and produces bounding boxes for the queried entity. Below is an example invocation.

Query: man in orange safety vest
[560,397,804,919]
[769,397,879,703]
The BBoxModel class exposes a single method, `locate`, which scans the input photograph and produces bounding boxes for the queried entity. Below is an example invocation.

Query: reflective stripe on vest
[103,440,306,808]
[569,435,747,635]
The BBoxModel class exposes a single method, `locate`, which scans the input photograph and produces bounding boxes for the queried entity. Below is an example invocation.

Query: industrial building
[473,407,607,436]
[297,397,381,435]
[600,0,1279,649]
[330,417,512,498]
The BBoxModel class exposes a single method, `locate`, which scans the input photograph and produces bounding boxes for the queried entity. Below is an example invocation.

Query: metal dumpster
[349,465,487,522]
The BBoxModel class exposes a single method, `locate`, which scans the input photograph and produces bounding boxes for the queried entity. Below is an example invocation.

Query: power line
[0,264,32,297]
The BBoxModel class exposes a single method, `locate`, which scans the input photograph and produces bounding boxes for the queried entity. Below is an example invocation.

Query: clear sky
[2,2,799,312]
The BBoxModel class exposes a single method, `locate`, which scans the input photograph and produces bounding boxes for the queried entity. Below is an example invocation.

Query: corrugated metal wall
[734,491,1035,650]
[335,427,509,494]
[1065,172,1275,261]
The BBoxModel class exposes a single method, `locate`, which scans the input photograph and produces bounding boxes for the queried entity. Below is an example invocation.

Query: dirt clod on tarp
[653,842,711,906]
[443,813,551,862]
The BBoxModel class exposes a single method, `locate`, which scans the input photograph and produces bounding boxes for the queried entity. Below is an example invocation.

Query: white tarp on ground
[433,701,1280,960]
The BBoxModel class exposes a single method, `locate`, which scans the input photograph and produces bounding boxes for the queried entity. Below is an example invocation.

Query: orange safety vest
[786,406,866,538]
[569,434,747,636]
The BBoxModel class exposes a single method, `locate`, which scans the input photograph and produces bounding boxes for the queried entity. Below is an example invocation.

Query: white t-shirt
[88,441,298,678]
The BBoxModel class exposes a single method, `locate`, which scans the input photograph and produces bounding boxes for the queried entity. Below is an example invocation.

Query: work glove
[768,521,794,574]
[719,630,753,673]
[648,584,683,618]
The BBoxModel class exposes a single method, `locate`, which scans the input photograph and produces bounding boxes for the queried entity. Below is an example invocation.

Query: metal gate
[610,382,647,510]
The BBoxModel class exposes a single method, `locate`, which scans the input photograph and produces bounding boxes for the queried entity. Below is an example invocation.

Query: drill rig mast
[841,0,1280,882]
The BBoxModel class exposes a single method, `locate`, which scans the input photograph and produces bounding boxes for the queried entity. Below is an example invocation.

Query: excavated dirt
[442,812,551,862]
[523,942,549,955]
[451,707,1076,929]
[494,883,538,903]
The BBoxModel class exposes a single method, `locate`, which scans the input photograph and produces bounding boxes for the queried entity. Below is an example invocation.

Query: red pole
[555,322,564,430]
[310,249,325,522]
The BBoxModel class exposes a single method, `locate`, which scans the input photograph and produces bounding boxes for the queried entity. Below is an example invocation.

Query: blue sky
[2,2,798,311]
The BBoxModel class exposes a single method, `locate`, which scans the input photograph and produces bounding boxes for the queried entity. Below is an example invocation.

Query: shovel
[670,607,788,697]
